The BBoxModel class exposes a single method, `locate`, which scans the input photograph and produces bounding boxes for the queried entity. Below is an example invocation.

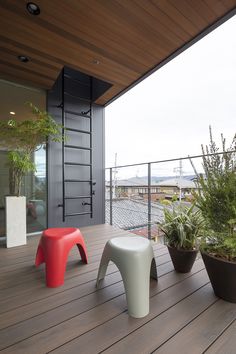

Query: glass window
[0,79,46,237]
[0,147,47,236]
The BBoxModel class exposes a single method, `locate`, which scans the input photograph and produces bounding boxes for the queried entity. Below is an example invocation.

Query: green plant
[160,199,171,206]
[160,205,204,250]
[171,194,178,202]
[0,103,63,196]
[200,230,236,262]
[190,127,236,261]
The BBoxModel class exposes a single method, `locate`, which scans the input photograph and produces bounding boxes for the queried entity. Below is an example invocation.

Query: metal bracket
[82,202,92,206]
[57,102,64,109]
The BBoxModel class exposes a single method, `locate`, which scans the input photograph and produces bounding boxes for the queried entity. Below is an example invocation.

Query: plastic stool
[35,227,88,287]
[96,236,158,318]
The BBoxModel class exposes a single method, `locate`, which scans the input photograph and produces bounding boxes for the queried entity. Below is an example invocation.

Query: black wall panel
[47,68,107,227]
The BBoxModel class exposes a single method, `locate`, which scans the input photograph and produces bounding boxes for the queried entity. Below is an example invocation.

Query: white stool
[96,236,158,318]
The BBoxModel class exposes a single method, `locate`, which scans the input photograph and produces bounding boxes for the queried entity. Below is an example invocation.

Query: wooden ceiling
[0,0,235,105]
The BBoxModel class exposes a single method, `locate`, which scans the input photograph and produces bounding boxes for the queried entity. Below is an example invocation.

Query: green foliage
[160,205,205,250]
[191,127,236,233]
[0,103,64,196]
[0,102,63,155]
[171,194,178,202]
[8,151,36,196]
[160,199,171,206]
[190,127,236,261]
[201,231,236,262]
[8,151,36,174]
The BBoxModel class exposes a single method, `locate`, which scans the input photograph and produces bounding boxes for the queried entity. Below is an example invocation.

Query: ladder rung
[65,162,91,166]
[65,212,92,217]
[64,144,91,151]
[64,179,92,182]
[65,196,92,200]
[65,109,91,119]
[66,127,91,134]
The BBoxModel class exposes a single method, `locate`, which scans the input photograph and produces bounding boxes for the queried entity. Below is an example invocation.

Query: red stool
[35,227,88,287]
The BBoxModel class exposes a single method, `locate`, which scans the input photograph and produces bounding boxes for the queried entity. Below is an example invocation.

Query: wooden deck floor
[0,224,236,354]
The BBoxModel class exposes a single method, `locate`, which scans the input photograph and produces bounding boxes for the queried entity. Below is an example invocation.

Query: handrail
[106,149,236,239]
[106,150,236,169]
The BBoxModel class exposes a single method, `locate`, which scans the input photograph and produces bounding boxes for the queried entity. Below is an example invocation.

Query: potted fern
[160,205,204,273]
[191,128,236,302]
[0,103,63,247]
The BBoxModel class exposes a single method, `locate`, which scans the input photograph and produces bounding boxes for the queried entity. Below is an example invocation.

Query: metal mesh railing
[105,150,235,241]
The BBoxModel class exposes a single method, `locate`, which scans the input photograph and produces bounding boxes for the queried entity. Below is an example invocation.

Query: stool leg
[35,245,45,266]
[121,266,150,318]
[77,239,88,264]
[45,242,68,288]
[96,252,110,287]
[116,253,155,318]
[150,257,158,280]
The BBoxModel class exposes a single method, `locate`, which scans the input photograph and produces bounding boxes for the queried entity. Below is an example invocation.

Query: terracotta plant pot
[167,246,198,273]
[201,251,236,303]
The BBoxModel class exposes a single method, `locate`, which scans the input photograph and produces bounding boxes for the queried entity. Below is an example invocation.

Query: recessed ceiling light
[18,55,30,63]
[92,59,100,65]
[10,112,16,115]
[26,2,40,15]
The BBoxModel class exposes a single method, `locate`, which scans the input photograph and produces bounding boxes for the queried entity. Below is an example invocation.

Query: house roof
[0,1,235,105]
[105,198,164,230]
[115,177,149,187]
[156,177,197,189]
[109,176,197,188]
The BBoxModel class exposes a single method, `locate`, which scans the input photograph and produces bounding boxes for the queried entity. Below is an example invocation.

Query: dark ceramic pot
[201,251,236,303]
[167,246,198,273]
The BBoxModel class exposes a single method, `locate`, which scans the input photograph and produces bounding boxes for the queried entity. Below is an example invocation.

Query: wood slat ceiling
[0,0,235,105]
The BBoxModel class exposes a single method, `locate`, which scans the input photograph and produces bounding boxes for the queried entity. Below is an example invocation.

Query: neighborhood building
[106,175,198,201]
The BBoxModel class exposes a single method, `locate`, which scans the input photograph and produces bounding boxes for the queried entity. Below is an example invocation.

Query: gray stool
[96,236,158,318]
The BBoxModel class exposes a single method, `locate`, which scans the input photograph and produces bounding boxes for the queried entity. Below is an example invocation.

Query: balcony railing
[105,150,235,241]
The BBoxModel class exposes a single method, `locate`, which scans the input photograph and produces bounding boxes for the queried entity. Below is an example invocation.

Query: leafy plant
[0,103,64,196]
[160,205,205,250]
[201,230,236,262]
[171,194,178,202]
[160,199,172,206]
[190,127,236,261]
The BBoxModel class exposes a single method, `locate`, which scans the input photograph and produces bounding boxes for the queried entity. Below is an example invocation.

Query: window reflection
[23,145,47,233]
[0,146,47,237]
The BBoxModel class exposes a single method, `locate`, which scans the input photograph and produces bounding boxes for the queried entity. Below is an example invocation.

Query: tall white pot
[5,196,27,248]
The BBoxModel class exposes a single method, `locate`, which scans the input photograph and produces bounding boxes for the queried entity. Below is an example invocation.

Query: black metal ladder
[59,70,94,222]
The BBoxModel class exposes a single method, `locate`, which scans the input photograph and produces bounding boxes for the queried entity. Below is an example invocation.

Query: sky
[105,14,236,178]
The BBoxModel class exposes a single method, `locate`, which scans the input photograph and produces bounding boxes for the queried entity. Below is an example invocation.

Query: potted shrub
[191,128,236,302]
[160,205,204,273]
[0,103,63,247]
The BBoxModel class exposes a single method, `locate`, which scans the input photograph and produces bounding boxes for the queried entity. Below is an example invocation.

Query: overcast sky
[105,14,236,177]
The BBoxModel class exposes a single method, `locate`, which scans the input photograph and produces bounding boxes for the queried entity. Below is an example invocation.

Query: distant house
[106,176,198,201]
[116,177,159,197]
[106,177,159,199]
[155,177,198,200]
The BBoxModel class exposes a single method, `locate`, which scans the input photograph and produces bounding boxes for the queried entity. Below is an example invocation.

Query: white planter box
[6,196,26,248]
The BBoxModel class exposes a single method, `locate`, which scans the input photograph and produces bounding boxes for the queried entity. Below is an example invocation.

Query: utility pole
[113,153,118,198]
[174,159,183,203]
[179,159,183,203]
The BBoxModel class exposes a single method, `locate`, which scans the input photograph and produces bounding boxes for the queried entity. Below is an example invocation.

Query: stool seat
[96,236,158,318]
[35,227,88,287]
[43,227,79,239]
[110,236,151,252]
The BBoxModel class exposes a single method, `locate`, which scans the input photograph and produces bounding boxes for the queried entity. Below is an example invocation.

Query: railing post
[109,167,113,225]
[148,163,151,240]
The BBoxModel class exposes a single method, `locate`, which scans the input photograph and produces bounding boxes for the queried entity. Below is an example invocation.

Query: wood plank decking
[0,224,235,354]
